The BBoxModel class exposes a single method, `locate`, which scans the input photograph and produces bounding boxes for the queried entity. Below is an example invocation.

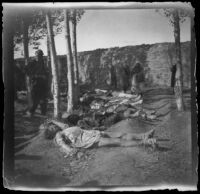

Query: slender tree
[46,36,53,99]
[172,9,184,111]
[64,9,74,113]
[69,9,85,107]
[46,36,51,68]
[156,8,189,111]
[71,10,79,106]
[21,16,32,109]
[46,10,60,118]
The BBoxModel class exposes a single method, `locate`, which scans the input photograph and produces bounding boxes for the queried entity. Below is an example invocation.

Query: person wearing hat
[25,49,49,117]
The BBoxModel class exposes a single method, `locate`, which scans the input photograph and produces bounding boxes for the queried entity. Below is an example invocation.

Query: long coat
[170,65,177,88]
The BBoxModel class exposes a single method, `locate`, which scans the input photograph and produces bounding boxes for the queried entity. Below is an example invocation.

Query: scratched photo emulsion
[2,2,198,191]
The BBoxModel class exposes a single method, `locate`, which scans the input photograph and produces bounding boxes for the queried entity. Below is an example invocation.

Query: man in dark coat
[170,64,177,93]
[25,49,49,117]
[131,62,145,95]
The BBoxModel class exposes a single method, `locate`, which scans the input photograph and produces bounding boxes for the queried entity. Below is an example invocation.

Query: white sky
[14,9,191,58]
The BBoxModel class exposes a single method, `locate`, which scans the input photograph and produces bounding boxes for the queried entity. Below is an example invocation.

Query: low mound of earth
[13,87,193,189]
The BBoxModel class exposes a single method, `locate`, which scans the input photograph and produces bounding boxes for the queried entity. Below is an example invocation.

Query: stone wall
[146,42,191,88]
[15,41,191,92]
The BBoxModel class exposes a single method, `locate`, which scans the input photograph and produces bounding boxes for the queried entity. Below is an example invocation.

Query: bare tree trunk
[22,18,32,109]
[47,36,51,68]
[46,11,60,118]
[3,10,15,182]
[72,10,80,107]
[173,10,184,111]
[190,13,197,183]
[47,36,53,99]
[57,58,62,93]
[64,10,74,113]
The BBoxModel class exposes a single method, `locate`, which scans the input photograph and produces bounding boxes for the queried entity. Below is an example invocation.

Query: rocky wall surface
[15,41,191,92]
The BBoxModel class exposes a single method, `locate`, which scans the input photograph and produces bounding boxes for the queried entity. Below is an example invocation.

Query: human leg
[28,88,40,115]
[121,129,155,141]
[100,131,125,138]
[40,97,47,115]
[97,137,122,147]
[39,80,48,115]
[101,129,155,141]
[98,137,157,148]
[120,138,157,148]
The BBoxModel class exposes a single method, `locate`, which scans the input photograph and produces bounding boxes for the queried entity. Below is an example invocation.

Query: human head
[132,62,142,75]
[35,49,44,61]
[44,123,62,140]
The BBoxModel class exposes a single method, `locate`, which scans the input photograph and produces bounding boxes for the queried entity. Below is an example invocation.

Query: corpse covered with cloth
[77,90,157,129]
[42,119,157,157]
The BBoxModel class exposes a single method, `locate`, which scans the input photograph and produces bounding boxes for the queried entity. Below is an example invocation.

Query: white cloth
[55,127,101,151]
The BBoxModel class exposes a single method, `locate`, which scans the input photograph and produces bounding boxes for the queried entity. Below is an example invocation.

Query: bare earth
[13,87,193,189]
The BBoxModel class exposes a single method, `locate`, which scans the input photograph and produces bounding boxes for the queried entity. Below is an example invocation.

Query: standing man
[131,62,145,95]
[121,64,130,93]
[170,63,177,94]
[25,49,49,117]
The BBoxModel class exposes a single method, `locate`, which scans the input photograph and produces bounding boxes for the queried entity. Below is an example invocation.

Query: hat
[35,49,44,56]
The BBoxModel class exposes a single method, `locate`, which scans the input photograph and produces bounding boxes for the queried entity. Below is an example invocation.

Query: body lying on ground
[64,105,156,130]
[42,120,157,157]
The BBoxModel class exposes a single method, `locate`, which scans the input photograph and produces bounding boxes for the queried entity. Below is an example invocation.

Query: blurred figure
[25,49,49,117]
[14,62,26,100]
[121,64,130,93]
[170,64,177,94]
[131,62,145,95]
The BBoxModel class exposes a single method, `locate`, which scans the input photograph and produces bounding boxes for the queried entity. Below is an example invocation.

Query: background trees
[15,11,35,108]
[46,10,61,118]
[172,9,184,111]
[64,10,75,113]
[71,9,85,107]
[13,7,85,116]
[156,8,190,111]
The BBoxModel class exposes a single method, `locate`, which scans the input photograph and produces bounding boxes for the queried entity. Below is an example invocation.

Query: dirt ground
[12,87,194,189]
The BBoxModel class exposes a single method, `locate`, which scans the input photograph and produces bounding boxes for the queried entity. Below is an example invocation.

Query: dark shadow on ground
[156,110,172,119]
[137,118,161,125]
[15,154,42,160]
[144,87,190,96]
[14,168,70,188]
[156,146,172,152]
[15,133,39,146]
[143,101,170,110]
[143,88,172,96]
[81,180,100,187]
[15,142,31,153]
[156,138,170,142]
[144,97,173,104]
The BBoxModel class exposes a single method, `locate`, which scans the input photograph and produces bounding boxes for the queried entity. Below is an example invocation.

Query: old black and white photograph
[2,2,198,191]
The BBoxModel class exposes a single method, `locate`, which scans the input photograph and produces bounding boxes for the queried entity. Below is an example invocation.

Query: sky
[15,9,191,58]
